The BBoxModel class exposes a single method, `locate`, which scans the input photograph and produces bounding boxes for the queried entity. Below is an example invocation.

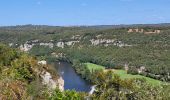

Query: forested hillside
[0,44,170,100]
[0,24,170,82]
[0,24,170,99]
[0,44,90,100]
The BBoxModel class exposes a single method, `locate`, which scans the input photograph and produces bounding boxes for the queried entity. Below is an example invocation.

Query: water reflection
[54,61,91,92]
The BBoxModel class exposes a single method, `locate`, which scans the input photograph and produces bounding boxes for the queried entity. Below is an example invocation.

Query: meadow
[85,63,163,85]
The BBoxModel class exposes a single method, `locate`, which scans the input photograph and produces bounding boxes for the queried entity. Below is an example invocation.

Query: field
[112,70,162,85]
[84,63,105,72]
[85,63,163,85]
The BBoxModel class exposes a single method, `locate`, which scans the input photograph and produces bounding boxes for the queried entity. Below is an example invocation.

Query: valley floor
[85,63,164,85]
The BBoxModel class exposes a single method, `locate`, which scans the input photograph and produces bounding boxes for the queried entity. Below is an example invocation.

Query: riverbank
[53,61,92,92]
[51,55,166,86]
[85,63,165,86]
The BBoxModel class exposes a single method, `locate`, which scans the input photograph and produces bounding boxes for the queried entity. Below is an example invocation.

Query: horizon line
[0,22,170,27]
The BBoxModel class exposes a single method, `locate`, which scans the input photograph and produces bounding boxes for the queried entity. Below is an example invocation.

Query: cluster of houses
[128,28,161,34]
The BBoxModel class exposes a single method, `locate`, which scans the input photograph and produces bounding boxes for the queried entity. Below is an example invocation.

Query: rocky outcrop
[56,42,64,48]
[40,43,54,48]
[65,41,79,46]
[51,52,65,58]
[20,44,34,52]
[71,35,81,40]
[40,71,64,91]
[57,77,64,91]
[90,39,115,46]
[89,85,97,95]
[36,60,64,91]
[38,60,47,65]
[90,39,132,47]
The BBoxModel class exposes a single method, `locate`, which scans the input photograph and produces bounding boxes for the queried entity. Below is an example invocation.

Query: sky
[0,0,170,26]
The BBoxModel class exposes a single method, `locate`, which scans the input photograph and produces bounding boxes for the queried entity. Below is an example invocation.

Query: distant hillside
[1,23,170,29]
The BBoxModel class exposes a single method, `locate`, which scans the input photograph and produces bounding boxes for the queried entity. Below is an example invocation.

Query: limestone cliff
[40,71,64,91]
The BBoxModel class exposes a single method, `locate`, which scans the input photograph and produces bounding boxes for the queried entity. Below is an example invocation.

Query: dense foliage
[0,44,170,99]
[1,24,170,99]
[0,44,87,100]
[0,44,43,99]
[1,24,170,81]
[90,70,170,100]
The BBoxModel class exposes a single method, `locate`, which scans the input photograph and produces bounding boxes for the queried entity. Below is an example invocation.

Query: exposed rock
[89,85,97,95]
[51,52,65,58]
[36,60,64,91]
[71,35,81,39]
[90,39,132,47]
[20,44,34,52]
[40,43,54,48]
[41,71,64,91]
[38,60,47,65]
[9,43,13,47]
[90,39,115,46]
[57,77,64,91]
[56,40,79,48]
[112,41,133,47]
[96,35,102,38]
[138,66,146,74]
[65,41,79,46]
[56,42,64,48]
[31,39,39,43]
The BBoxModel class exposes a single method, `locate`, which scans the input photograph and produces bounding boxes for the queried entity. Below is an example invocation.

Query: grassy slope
[85,63,163,85]
[113,70,162,85]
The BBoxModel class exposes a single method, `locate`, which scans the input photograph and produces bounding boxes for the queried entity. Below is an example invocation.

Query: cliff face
[57,77,64,91]
[36,60,64,91]
[0,44,65,99]
[40,71,64,91]
[38,61,65,91]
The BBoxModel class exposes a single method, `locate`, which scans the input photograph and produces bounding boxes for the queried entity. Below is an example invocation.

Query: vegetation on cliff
[0,44,170,99]
[0,44,62,99]
[1,24,170,99]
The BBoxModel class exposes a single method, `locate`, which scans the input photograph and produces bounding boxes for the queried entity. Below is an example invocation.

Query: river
[54,61,92,92]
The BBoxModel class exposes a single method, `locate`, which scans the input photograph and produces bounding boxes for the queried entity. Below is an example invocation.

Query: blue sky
[0,0,170,26]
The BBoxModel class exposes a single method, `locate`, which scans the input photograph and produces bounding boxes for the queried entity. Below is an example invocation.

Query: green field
[84,63,105,72]
[84,63,163,85]
[113,70,162,85]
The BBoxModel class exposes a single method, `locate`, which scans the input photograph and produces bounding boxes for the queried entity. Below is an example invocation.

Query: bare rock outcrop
[40,71,64,91]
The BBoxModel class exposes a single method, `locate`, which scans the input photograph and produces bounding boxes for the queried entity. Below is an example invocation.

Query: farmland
[85,63,163,85]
